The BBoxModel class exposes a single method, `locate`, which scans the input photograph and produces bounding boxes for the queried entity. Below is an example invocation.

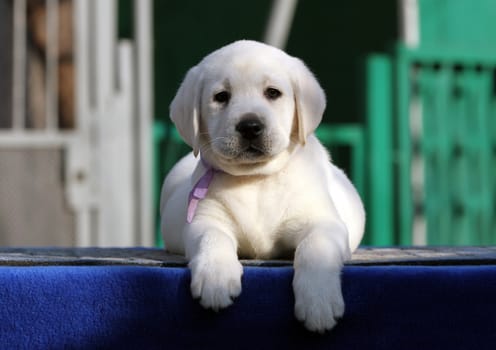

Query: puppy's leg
[185,221,243,311]
[293,221,351,333]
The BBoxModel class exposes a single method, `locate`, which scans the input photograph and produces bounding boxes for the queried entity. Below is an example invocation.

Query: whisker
[199,136,233,158]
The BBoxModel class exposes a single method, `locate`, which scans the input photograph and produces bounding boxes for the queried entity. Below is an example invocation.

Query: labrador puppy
[160,40,365,333]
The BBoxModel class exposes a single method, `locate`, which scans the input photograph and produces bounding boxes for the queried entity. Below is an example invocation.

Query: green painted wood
[409,60,496,245]
[396,49,413,245]
[366,55,393,245]
[418,0,496,51]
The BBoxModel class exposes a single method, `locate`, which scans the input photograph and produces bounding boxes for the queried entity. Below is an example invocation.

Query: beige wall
[0,149,75,246]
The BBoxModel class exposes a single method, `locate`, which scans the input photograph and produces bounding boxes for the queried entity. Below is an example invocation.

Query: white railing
[1,0,153,247]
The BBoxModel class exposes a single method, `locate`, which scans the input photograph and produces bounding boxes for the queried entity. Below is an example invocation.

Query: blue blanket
[0,249,495,349]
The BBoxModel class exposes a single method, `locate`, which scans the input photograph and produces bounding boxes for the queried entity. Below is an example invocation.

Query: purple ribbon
[187,161,217,223]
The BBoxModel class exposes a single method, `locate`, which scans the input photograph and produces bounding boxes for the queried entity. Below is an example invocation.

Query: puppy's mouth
[243,144,266,157]
[207,133,277,165]
[214,142,271,165]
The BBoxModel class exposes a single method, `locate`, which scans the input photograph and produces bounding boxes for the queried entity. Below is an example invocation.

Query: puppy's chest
[209,173,314,258]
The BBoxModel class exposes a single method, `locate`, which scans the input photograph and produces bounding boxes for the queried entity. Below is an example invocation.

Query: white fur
[160,40,365,333]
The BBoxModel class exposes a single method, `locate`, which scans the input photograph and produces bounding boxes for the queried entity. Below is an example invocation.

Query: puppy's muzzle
[235,117,265,141]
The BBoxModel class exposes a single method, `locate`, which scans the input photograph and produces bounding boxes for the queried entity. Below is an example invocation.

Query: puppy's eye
[264,87,282,100]
[213,91,231,104]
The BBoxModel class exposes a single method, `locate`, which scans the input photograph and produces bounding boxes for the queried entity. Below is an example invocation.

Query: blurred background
[0,0,494,247]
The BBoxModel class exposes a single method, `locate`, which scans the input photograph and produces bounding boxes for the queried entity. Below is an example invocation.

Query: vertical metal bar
[94,0,115,108]
[437,65,454,244]
[456,67,470,244]
[481,69,492,244]
[12,0,27,130]
[411,67,426,245]
[135,0,154,246]
[468,69,492,243]
[424,66,437,244]
[418,67,433,243]
[153,121,167,248]
[492,69,496,242]
[45,0,59,131]
[74,0,89,133]
[87,0,97,110]
[94,0,116,247]
[366,55,393,245]
[479,68,494,244]
[263,0,298,49]
[397,49,413,245]
[71,0,91,247]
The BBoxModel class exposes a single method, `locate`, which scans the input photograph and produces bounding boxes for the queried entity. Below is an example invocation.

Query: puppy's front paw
[189,254,243,311]
[293,269,344,333]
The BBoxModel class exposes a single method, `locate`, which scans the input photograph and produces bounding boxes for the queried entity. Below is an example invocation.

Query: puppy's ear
[290,58,326,145]
[170,66,203,156]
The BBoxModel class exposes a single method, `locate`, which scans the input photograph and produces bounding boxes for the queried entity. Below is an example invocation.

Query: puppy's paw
[293,269,344,333]
[189,254,243,311]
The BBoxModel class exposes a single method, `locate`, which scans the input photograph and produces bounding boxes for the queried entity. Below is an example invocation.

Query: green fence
[363,0,496,246]
[400,0,496,244]
[396,47,496,245]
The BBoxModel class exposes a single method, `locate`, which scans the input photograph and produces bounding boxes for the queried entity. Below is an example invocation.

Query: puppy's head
[170,40,326,176]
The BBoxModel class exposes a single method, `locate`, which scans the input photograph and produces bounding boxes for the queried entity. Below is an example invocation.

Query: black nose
[235,118,265,140]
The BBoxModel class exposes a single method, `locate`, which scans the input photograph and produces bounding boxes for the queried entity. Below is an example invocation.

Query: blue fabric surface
[0,265,495,349]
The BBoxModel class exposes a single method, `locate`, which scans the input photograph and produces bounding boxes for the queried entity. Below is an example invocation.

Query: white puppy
[160,40,365,333]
